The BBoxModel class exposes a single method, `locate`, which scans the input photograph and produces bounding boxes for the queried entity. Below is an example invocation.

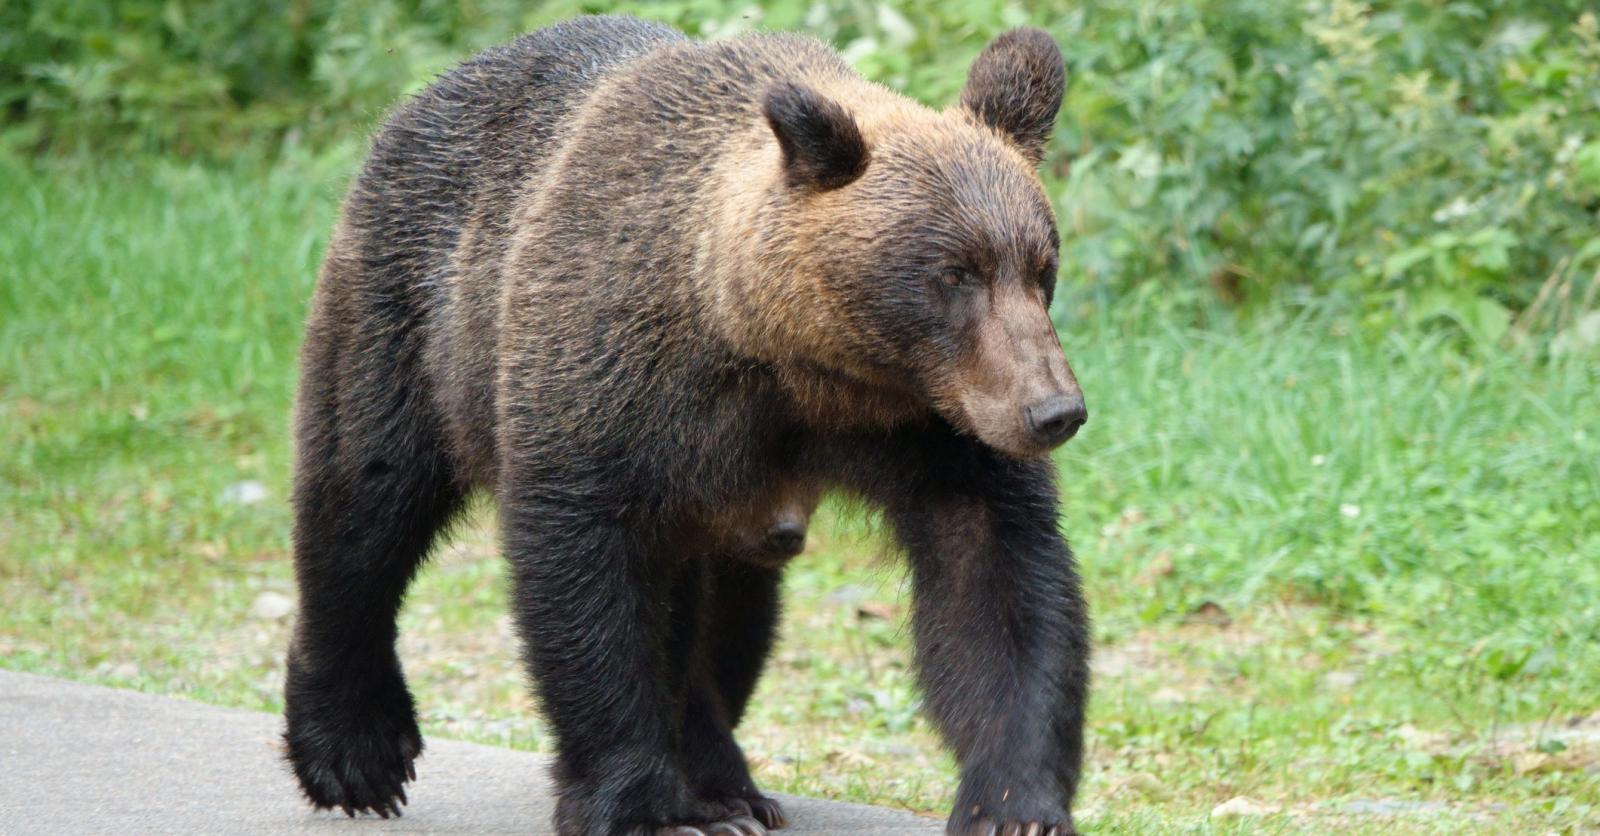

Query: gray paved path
[0,670,941,835]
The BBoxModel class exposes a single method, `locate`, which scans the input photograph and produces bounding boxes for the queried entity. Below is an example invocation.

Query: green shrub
[1046,1,1600,334]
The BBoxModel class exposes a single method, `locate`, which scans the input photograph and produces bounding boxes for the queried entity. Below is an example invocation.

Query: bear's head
[748,28,1086,459]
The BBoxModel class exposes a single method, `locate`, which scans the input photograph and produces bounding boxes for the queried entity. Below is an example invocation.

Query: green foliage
[1048,0,1600,334]
[5,1,1598,332]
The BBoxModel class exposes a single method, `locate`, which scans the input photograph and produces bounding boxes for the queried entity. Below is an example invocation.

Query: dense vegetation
[3,1,1598,831]
[6,0,1599,332]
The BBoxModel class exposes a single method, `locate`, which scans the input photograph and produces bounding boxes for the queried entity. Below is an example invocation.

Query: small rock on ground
[1339,799,1450,816]
[222,480,269,506]
[249,591,296,621]
[1211,796,1280,818]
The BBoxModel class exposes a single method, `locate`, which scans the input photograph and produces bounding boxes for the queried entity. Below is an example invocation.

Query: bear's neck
[692,130,926,433]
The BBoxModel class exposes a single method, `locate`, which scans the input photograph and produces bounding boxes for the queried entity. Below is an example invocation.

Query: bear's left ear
[763,81,870,190]
[959,28,1065,165]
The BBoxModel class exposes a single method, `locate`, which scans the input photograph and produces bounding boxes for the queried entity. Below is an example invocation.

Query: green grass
[3,153,1597,833]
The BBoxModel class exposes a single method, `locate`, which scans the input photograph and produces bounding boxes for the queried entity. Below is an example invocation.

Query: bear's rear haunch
[285,15,1090,836]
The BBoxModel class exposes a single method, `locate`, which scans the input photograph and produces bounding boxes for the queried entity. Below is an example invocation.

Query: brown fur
[285,16,1089,836]
[691,479,821,569]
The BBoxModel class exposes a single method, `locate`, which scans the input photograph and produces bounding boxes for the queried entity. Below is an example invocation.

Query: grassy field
[3,152,1598,833]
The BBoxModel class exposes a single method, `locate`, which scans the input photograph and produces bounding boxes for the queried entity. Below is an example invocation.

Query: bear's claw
[654,814,767,836]
[698,792,786,830]
[746,797,787,829]
[965,821,1068,836]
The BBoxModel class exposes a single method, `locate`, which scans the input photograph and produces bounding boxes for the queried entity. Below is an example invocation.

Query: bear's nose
[1024,393,1087,447]
[764,520,807,557]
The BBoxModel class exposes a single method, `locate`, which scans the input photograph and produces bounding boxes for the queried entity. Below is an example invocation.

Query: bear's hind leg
[283,293,464,817]
[680,560,788,829]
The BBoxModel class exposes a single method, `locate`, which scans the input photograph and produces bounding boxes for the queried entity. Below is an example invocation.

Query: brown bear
[284,14,1089,836]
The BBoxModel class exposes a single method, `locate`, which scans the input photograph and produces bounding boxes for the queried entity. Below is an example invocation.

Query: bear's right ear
[959,28,1065,165]
[763,81,870,190]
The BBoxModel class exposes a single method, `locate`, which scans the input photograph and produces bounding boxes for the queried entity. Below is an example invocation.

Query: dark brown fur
[690,479,820,569]
[285,16,1089,836]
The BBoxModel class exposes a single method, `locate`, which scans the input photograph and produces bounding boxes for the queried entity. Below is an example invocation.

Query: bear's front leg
[501,491,769,836]
[878,438,1090,836]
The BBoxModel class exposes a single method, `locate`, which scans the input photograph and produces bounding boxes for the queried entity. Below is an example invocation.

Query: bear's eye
[938,268,973,290]
[1038,259,1060,288]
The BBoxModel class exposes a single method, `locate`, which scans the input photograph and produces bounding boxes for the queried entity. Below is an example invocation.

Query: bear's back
[486,27,868,298]
[337,16,684,298]
[337,17,861,314]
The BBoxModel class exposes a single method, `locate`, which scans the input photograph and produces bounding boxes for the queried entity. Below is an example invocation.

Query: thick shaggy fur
[286,16,1090,836]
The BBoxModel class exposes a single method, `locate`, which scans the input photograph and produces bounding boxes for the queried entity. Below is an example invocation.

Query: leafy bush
[4,0,1597,338]
[1047,0,1600,342]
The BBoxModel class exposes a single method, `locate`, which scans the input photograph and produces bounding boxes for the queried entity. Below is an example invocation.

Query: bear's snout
[1024,392,1087,447]
[764,519,808,557]
[943,283,1085,458]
